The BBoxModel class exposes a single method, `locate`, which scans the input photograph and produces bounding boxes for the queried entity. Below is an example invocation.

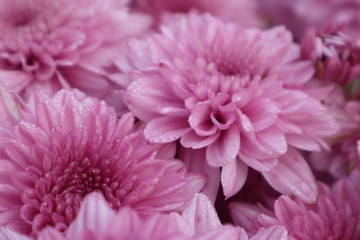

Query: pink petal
[250,225,288,240]
[124,73,183,121]
[221,158,248,199]
[242,98,279,131]
[273,196,306,224]
[0,184,22,210]
[262,147,318,204]
[144,116,190,143]
[257,126,288,156]
[206,125,240,167]
[0,85,20,129]
[194,226,249,240]
[181,130,220,149]
[66,193,115,239]
[179,148,220,203]
[0,227,32,240]
[38,228,66,240]
[285,133,321,151]
[239,149,278,172]
[229,202,260,232]
[172,193,221,238]
[188,105,217,136]
[273,90,308,114]
[0,71,33,92]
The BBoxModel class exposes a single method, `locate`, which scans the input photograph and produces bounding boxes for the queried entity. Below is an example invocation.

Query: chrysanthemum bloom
[308,98,360,179]
[0,0,151,111]
[0,86,204,236]
[301,23,360,97]
[258,0,360,40]
[124,13,339,201]
[35,192,286,240]
[133,0,264,28]
[230,170,360,240]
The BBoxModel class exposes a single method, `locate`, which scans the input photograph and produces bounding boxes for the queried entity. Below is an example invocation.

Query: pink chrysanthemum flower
[0,0,150,110]
[258,0,360,40]
[230,170,360,240]
[301,23,360,94]
[134,0,264,28]
[0,86,204,236]
[309,98,360,179]
[124,13,339,200]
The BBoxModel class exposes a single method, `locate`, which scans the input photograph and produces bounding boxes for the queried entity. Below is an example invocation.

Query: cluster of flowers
[0,0,360,239]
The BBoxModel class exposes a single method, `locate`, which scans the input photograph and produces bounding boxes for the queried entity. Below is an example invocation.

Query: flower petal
[221,158,248,198]
[179,148,220,203]
[145,117,190,143]
[0,227,32,240]
[262,147,318,204]
[250,225,288,240]
[66,193,115,239]
[206,125,240,167]
[181,130,220,149]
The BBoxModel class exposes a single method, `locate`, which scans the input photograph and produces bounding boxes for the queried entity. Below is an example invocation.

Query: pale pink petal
[206,125,240,167]
[125,73,184,121]
[221,158,248,198]
[66,193,115,239]
[257,126,288,157]
[0,84,20,129]
[229,202,261,232]
[242,98,279,132]
[250,226,288,240]
[262,148,318,204]
[145,117,190,143]
[285,134,321,152]
[38,228,66,240]
[181,130,220,149]
[0,71,33,93]
[193,226,249,240]
[171,193,221,238]
[238,151,278,172]
[0,227,32,240]
[179,148,220,203]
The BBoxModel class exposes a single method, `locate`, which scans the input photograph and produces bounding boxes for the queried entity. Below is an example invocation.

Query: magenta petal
[171,193,221,238]
[229,202,260,232]
[0,85,20,130]
[286,134,321,151]
[144,117,190,143]
[257,126,288,156]
[250,225,288,240]
[195,226,249,240]
[238,148,278,172]
[221,158,248,199]
[181,130,220,149]
[262,147,318,204]
[179,148,220,203]
[0,227,32,240]
[38,228,66,240]
[66,193,115,239]
[0,71,33,93]
[273,90,307,114]
[242,98,279,132]
[188,105,217,136]
[125,74,182,121]
[206,125,240,167]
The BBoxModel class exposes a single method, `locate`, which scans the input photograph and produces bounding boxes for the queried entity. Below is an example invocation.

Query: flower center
[20,151,133,234]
